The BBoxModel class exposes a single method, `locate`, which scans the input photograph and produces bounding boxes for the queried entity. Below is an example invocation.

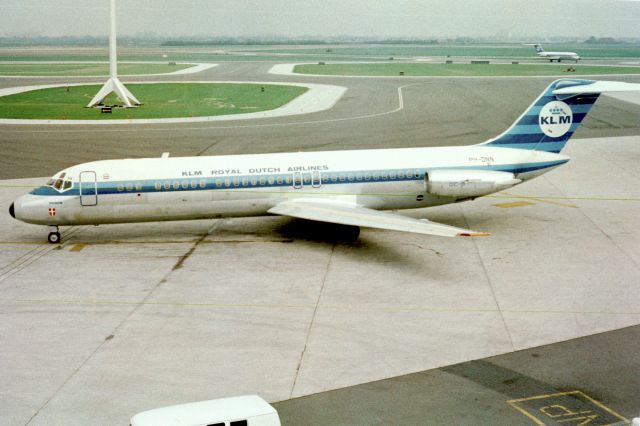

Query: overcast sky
[1,0,639,39]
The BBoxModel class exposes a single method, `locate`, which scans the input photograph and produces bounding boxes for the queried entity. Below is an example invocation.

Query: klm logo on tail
[539,101,572,137]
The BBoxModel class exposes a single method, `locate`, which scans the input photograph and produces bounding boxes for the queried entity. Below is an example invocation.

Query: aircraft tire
[48,232,61,244]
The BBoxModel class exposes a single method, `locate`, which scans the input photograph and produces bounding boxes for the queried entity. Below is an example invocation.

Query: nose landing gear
[48,226,61,244]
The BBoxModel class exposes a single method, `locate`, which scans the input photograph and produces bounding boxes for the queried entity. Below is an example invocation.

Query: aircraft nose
[9,202,15,218]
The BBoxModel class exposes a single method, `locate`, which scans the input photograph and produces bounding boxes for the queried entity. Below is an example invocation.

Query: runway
[1,58,639,425]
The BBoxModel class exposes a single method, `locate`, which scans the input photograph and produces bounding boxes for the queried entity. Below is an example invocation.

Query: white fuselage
[12,145,568,227]
[537,51,580,62]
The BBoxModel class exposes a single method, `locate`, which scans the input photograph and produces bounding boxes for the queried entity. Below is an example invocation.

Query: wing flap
[268,200,489,238]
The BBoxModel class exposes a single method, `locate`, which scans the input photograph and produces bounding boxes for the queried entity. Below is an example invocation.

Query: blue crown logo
[549,107,564,114]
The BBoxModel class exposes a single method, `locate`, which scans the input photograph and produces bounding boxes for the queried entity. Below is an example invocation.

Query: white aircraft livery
[9,79,640,244]
[532,44,580,62]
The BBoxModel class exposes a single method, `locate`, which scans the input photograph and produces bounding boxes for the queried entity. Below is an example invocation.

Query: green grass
[0,83,308,120]
[293,63,640,77]
[244,44,640,59]
[0,63,192,76]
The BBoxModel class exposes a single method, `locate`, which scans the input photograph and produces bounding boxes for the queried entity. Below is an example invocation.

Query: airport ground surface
[0,51,639,424]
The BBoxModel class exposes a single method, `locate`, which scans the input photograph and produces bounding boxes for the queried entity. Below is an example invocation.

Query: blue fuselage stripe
[31,160,568,198]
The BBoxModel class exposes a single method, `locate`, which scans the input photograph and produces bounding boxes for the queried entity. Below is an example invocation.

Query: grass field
[0,63,192,76]
[2,43,640,64]
[245,44,640,59]
[293,63,640,77]
[0,83,307,120]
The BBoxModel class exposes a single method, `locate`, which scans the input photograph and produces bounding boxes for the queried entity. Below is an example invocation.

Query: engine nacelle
[426,169,521,198]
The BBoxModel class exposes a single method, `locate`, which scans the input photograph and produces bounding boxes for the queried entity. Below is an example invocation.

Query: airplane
[9,79,640,244]
[529,43,580,62]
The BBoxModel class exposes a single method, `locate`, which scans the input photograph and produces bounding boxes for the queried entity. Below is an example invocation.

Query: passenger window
[233,178,240,187]
[200,180,206,189]
[268,176,275,185]
[356,172,363,181]
[414,170,421,178]
[242,177,249,186]
[135,183,142,191]
[164,181,171,190]
[117,184,124,192]
[347,173,354,182]
[398,170,405,179]
[216,179,223,188]
[331,174,338,183]
[285,176,292,185]
[259,176,266,185]
[276,176,283,185]
[230,421,248,426]
[364,173,371,181]
[155,182,161,190]
[172,181,180,190]
[303,174,311,184]
[251,177,258,186]
[190,181,197,189]
[181,181,189,189]
[381,171,388,180]
[390,171,397,179]
[126,183,133,191]
[225,178,231,188]
[373,172,380,181]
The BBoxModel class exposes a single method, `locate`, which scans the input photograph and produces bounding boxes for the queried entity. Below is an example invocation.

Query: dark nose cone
[9,202,15,218]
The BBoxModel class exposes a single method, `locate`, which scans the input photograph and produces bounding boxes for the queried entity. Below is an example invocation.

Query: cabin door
[79,171,98,206]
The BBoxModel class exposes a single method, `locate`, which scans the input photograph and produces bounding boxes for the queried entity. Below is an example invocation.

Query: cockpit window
[46,172,73,193]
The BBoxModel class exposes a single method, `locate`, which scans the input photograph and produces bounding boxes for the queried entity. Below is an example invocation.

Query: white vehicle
[530,44,580,62]
[130,395,280,426]
[9,79,640,244]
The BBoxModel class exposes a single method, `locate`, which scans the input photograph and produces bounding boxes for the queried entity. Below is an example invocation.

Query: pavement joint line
[289,242,336,399]
[460,203,516,352]
[543,174,640,273]
[23,229,210,423]
[0,226,84,284]
[3,298,640,316]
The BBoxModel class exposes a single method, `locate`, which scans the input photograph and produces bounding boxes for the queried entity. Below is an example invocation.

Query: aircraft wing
[268,199,489,238]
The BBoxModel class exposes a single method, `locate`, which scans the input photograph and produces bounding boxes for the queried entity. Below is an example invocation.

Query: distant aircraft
[529,44,580,62]
[9,79,640,244]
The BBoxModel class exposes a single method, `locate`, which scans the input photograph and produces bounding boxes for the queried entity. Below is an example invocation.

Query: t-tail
[480,79,602,153]
[534,44,544,53]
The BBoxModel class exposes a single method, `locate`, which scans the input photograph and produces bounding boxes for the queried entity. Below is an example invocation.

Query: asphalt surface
[1,56,639,425]
[1,62,639,180]
[274,325,640,425]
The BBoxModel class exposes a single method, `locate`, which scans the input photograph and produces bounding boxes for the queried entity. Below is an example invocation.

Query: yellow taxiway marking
[508,390,628,426]
[492,201,535,208]
[69,243,86,252]
[490,193,640,202]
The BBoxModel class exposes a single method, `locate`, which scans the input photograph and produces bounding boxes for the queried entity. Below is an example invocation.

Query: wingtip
[457,232,491,237]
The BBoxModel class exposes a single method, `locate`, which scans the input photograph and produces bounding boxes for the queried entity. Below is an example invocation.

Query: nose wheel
[48,226,61,244]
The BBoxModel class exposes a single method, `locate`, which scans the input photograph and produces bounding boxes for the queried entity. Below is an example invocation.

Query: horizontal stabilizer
[552,80,640,95]
[268,199,489,238]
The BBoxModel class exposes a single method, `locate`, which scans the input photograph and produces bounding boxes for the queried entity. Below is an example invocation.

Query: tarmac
[0,58,639,425]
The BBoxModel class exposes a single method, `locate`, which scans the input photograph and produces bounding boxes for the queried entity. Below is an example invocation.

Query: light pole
[87,0,140,108]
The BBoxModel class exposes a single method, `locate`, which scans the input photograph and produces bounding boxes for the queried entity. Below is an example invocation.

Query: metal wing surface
[268,200,489,238]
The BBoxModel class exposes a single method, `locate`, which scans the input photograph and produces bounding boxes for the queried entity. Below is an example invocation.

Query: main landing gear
[48,226,61,244]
